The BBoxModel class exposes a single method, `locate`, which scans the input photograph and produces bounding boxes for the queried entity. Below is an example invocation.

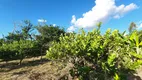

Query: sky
[0,0,142,38]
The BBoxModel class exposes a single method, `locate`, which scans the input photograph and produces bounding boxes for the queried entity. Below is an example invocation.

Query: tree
[35,25,65,60]
[13,40,35,65]
[0,42,17,63]
[5,20,33,42]
[5,31,23,42]
[0,38,5,46]
[36,25,65,42]
[129,22,137,33]
[21,20,34,40]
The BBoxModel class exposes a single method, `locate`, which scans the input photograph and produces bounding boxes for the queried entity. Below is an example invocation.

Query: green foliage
[1,20,142,79]
[35,25,65,57]
[46,27,142,79]
[0,39,5,46]
[36,25,65,43]
[0,22,65,64]
[21,20,34,40]
[0,40,39,64]
[0,42,17,62]
[6,31,23,42]
[5,20,33,43]
[138,30,142,44]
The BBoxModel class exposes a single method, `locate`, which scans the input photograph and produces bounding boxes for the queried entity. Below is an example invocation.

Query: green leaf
[130,52,142,59]
[114,73,120,80]
[108,53,116,66]
[139,41,142,46]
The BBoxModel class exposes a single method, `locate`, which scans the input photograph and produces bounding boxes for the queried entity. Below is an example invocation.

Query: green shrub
[0,40,39,64]
[0,42,17,63]
[46,28,142,80]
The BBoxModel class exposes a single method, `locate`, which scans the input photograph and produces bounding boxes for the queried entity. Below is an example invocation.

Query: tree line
[0,20,65,65]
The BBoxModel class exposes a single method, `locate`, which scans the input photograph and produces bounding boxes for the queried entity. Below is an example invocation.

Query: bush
[0,40,40,64]
[46,28,142,80]
[0,42,17,63]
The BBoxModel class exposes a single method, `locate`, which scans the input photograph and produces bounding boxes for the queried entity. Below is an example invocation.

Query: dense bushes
[0,40,39,64]
[46,28,142,79]
[0,22,65,64]
[35,25,65,58]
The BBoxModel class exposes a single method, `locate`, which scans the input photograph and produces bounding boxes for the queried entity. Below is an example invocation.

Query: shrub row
[46,28,142,80]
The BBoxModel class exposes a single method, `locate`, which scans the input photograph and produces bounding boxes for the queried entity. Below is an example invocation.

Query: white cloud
[38,19,47,23]
[71,15,76,24]
[139,23,142,28]
[113,15,120,19]
[67,26,76,32]
[137,21,142,29]
[53,24,56,27]
[69,0,138,30]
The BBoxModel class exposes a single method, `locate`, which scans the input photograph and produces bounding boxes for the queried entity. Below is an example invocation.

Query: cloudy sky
[0,0,142,37]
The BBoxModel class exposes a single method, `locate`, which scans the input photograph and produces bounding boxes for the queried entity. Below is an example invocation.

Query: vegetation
[46,24,142,79]
[0,21,142,80]
[129,22,137,34]
[0,20,65,65]
[35,25,65,59]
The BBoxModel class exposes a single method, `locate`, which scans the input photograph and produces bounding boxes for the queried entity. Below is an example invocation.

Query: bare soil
[0,56,73,80]
[0,56,142,80]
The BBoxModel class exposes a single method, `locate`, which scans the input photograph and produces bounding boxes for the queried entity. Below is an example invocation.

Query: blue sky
[0,0,142,38]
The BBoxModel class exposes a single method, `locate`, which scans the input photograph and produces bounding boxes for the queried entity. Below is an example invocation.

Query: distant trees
[128,22,142,41]
[0,38,4,46]
[36,25,65,42]
[20,20,34,40]
[0,20,65,64]
[129,22,137,33]
[0,40,35,64]
[5,20,33,42]
[35,25,65,59]
[6,32,23,42]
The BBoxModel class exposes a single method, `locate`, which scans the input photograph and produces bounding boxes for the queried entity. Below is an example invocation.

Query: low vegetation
[0,21,142,80]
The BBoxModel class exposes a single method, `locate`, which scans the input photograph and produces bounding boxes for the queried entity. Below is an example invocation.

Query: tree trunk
[40,46,43,62]
[19,59,23,65]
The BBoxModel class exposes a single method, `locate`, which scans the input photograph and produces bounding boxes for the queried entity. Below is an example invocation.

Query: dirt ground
[0,57,142,80]
[0,57,73,80]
